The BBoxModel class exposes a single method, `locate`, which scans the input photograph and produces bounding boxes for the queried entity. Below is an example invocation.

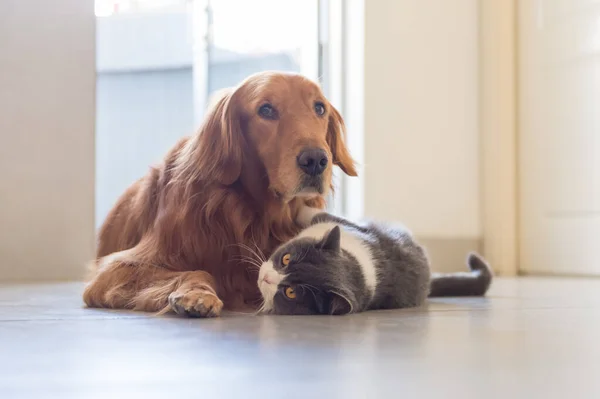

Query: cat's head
[257,225,355,315]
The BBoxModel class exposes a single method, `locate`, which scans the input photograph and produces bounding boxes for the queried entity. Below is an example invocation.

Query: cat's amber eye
[284,286,296,299]
[282,253,291,266]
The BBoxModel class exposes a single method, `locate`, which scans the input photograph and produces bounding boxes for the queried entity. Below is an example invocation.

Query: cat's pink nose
[263,274,274,284]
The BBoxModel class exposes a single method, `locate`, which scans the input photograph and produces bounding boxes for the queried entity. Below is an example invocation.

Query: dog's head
[192,71,357,200]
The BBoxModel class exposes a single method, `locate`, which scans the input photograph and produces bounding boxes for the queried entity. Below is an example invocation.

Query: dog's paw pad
[168,289,223,318]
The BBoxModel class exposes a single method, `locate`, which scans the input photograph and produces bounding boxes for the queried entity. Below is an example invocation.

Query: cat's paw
[168,288,223,318]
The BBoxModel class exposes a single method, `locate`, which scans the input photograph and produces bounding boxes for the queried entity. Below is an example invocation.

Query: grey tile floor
[1,277,599,399]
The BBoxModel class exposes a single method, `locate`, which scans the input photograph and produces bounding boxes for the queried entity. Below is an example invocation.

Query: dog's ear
[192,91,243,185]
[327,106,358,177]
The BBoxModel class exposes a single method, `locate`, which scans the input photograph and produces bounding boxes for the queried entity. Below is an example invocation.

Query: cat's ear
[320,225,341,252]
[327,292,353,315]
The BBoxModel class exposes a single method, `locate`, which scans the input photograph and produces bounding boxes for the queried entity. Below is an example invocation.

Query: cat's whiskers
[231,255,263,269]
[300,282,319,292]
[229,242,260,260]
[236,242,266,264]
[297,245,310,264]
[253,301,266,315]
[250,237,267,263]
[299,283,318,303]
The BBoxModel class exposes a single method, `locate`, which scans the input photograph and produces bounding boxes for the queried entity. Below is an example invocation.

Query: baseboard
[417,237,482,273]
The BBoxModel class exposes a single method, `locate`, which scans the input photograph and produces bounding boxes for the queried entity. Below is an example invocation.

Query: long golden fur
[83,71,357,317]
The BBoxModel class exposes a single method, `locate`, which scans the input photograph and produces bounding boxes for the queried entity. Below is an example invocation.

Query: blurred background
[0,0,597,281]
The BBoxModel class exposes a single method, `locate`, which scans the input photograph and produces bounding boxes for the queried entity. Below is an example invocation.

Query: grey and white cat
[258,207,492,315]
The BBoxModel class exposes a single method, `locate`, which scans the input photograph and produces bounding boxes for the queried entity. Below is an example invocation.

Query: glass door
[205,0,319,97]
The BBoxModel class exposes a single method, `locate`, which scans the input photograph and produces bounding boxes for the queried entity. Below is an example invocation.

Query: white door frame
[479,0,518,276]
[322,0,364,220]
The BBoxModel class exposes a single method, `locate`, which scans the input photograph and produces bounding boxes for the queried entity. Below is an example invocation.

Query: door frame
[479,0,519,276]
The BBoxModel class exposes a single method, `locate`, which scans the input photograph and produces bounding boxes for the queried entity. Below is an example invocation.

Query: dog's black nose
[297,148,328,176]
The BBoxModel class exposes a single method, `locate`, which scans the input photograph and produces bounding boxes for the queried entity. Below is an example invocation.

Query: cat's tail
[428,252,493,297]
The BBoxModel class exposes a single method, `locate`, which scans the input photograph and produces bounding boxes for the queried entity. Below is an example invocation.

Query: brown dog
[83,71,357,317]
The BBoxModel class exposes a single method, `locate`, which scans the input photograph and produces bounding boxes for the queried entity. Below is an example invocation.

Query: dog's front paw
[168,288,223,318]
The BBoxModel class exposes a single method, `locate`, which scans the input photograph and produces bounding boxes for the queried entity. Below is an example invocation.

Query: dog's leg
[83,248,223,318]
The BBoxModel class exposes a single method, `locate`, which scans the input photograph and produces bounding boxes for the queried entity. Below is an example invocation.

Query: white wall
[0,0,96,281]
[362,0,480,240]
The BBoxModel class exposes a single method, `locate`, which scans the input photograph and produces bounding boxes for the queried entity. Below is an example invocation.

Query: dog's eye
[284,286,296,299]
[282,253,291,266]
[258,103,278,120]
[314,102,326,116]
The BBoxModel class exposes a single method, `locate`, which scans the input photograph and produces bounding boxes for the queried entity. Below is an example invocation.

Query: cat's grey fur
[258,211,492,315]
